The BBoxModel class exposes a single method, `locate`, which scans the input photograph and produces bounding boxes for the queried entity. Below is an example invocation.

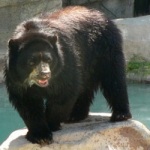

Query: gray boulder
[1,113,150,150]
[114,15,150,61]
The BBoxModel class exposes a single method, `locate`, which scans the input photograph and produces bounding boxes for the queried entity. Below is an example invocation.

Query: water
[91,83,150,127]
[0,83,150,144]
[0,84,25,144]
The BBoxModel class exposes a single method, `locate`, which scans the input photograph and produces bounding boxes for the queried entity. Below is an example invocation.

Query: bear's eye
[28,57,36,66]
[28,60,35,66]
[46,58,51,63]
[45,57,52,63]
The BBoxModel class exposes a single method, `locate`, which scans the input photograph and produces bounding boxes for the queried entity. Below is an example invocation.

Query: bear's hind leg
[99,52,132,122]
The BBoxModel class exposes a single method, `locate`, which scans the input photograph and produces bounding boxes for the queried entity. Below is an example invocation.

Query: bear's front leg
[26,121,52,145]
[10,93,53,145]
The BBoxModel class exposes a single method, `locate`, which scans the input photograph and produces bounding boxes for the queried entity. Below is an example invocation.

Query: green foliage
[127,55,150,75]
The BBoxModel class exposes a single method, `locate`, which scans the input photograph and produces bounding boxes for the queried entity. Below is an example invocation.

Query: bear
[4,6,132,144]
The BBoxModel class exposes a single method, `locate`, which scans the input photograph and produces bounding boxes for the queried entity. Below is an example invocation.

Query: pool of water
[0,83,150,144]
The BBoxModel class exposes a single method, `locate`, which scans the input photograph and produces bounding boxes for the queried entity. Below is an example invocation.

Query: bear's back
[39,6,107,32]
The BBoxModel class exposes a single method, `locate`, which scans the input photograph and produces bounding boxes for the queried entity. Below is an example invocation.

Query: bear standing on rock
[4,6,132,144]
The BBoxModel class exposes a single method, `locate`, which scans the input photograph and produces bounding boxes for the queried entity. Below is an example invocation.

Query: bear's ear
[48,35,57,46]
[8,39,19,50]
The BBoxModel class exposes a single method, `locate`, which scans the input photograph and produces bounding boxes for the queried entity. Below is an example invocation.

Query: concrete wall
[115,16,150,83]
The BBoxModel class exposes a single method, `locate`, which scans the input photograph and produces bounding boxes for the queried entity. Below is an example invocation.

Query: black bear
[4,6,132,144]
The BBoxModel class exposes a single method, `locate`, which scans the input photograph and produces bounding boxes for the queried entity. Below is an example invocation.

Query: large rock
[114,15,150,61]
[114,16,150,83]
[1,113,150,150]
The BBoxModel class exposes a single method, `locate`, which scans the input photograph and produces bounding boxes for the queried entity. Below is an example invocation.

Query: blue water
[0,83,150,144]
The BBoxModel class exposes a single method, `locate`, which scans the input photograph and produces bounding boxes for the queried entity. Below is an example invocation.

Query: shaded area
[134,0,150,16]
[1,117,150,150]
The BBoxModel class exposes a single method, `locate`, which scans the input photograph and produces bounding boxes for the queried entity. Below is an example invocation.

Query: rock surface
[114,15,150,62]
[114,16,150,83]
[1,113,150,150]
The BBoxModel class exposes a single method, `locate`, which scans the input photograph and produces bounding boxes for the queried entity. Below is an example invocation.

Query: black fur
[4,6,131,144]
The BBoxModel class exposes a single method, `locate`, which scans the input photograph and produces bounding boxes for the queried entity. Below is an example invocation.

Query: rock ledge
[1,113,150,150]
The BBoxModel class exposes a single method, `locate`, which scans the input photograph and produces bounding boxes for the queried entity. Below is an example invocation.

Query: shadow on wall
[134,0,150,16]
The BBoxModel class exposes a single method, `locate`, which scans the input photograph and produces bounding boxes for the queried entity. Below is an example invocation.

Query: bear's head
[7,32,63,88]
